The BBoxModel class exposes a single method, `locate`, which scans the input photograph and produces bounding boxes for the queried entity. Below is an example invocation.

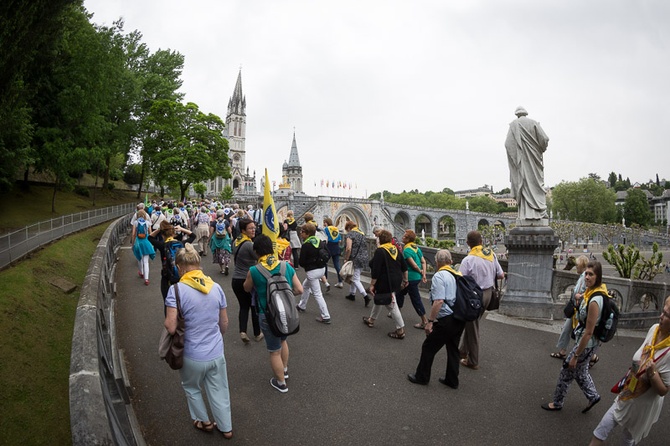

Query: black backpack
[316,240,330,268]
[445,271,484,322]
[257,262,300,337]
[593,292,619,343]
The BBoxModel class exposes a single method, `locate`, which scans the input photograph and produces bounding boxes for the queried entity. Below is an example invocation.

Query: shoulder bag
[158,284,185,370]
[373,251,394,306]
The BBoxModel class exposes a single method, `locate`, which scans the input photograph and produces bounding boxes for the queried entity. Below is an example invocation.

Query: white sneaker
[254,333,264,342]
[334,282,343,288]
[240,332,250,343]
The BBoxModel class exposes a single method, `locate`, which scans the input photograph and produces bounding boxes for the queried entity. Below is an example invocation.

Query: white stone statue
[505,106,549,224]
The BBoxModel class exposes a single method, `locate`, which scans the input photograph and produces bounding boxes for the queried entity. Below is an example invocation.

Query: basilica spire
[288,130,301,167]
[227,69,246,116]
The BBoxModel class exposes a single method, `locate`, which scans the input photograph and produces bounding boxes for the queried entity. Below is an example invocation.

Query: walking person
[323,217,344,288]
[296,223,332,324]
[284,210,301,268]
[243,235,303,393]
[131,210,156,286]
[551,255,588,360]
[164,243,233,439]
[194,206,212,256]
[542,261,607,413]
[362,229,407,339]
[210,210,232,275]
[396,229,429,329]
[458,230,504,370]
[407,249,466,389]
[342,221,370,306]
[231,219,263,343]
[589,295,670,445]
[149,221,195,302]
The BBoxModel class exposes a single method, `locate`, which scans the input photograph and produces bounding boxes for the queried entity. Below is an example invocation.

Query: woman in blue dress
[132,210,156,286]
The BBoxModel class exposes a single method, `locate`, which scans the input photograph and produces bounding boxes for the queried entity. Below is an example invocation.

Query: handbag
[158,283,185,370]
[487,279,502,311]
[374,292,393,306]
[340,260,354,284]
[563,297,576,319]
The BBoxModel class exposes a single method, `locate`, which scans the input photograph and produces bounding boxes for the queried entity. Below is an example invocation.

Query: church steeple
[288,131,300,167]
[282,130,303,193]
[227,69,246,117]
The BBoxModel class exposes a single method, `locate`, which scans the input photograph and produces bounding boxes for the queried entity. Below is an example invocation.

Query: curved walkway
[114,236,668,446]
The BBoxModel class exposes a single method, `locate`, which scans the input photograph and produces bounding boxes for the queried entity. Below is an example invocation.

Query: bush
[106,183,115,191]
[74,186,89,197]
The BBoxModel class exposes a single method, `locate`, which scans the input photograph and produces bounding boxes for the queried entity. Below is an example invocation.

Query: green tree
[193,182,206,199]
[602,243,640,279]
[220,185,234,201]
[623,188,653,227]
[551,177,617,224]
[132,48,185,198]
[145,100,229,201]
[607,172,617,188]
[0,0,77,191]
[468,195,500,214]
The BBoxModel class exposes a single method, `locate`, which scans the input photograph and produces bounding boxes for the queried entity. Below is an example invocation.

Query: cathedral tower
[282,131,303,193]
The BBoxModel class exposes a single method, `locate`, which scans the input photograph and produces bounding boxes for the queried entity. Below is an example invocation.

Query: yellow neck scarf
[165,236,176,243]
[379,243,398,260]
[404,242,418,254]
[468,245,494,262]
[306,219,317,226]
[235,233,252,248]
[583,284,608,304]
[286,217,295,225]
[258,254,279,271]
[438,265,462,276]
[351,227,364,236]
[325,226,340,241]
[642,325,670,363]
[179,269,214,294]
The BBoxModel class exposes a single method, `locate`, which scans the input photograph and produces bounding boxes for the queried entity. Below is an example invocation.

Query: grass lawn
[0,181,140,445]
[0,223,108,445]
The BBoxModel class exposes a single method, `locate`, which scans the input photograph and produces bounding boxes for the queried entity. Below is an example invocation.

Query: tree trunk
[102,153,110,190]
[92,165,99,207]
[136,164,145,200]
[51,180,59,214]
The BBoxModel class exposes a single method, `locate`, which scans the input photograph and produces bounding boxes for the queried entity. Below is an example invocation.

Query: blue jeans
[258,312,286,352]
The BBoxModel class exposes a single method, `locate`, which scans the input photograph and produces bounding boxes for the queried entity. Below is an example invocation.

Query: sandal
[362,316,374,327]
[193,420,214,433]
[414,322,427,329]
[388,329,405,339]
[589,354,600,368]
[550,352,567,359]
[221,430,233,440]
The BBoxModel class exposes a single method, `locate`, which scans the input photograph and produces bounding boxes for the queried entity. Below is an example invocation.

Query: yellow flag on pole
[262,169,279,255]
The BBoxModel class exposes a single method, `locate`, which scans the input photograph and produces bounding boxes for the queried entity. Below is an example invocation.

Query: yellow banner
[262,168,279,255]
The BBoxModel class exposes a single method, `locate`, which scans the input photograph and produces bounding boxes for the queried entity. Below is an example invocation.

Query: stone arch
[233,177,240,189]
[393,210,411,229]
[414,213,433,239]
[333,205,372,235]
[438,215,456,238]
[477,218,490,228]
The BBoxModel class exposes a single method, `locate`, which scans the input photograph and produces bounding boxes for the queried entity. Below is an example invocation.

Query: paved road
[115,239,669,446]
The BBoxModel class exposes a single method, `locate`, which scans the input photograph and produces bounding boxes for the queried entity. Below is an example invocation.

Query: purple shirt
[166,282,227,361]
[459,254,503,289]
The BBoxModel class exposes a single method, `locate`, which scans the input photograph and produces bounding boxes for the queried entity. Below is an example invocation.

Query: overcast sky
[85,0,669,198]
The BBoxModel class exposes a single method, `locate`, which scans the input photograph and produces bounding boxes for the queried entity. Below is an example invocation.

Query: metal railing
[0,203,135,269]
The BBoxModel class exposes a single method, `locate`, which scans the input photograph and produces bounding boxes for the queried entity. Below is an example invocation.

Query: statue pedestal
[500,226,559,319]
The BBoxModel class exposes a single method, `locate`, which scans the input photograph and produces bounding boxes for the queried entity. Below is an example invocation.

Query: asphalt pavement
[115,238,669,446]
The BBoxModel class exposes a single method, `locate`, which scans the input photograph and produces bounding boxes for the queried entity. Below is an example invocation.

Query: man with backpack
[458,230,504,370]
[407,249,466,389]
[243,235,304,393]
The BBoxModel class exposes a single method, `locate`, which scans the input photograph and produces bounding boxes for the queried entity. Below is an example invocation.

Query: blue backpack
[136,218,147,239]
[215,219,227,238]
[163,240,184,284]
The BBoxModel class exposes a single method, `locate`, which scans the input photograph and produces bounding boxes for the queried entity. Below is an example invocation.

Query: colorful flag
[262,168,279,255]
[144,193,149,208]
